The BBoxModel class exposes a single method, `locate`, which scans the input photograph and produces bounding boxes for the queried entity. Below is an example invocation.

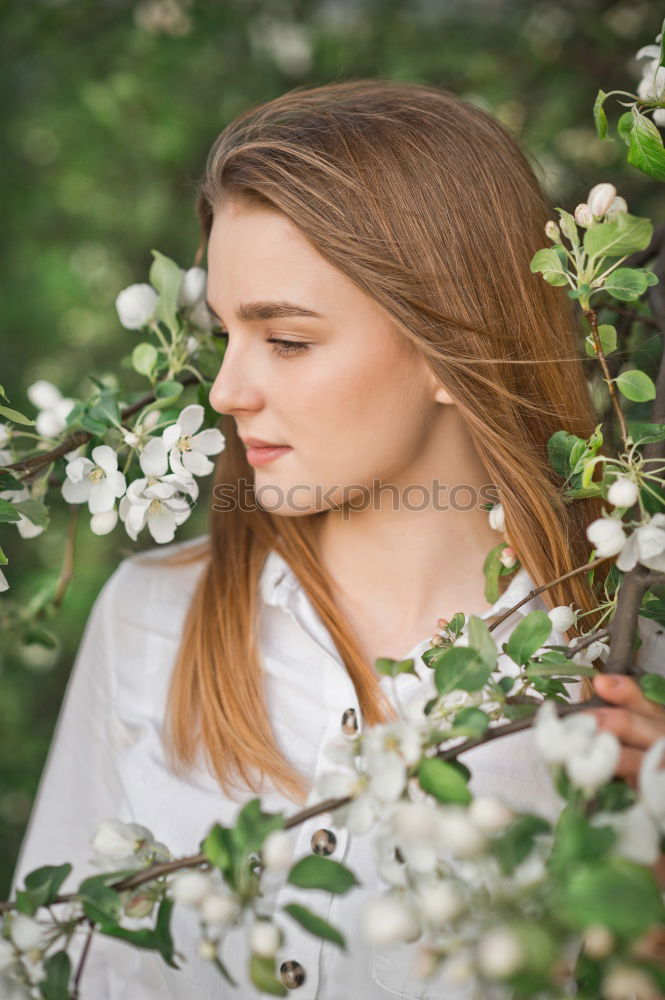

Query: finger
[587,705,665,751]
[592,673,665,720]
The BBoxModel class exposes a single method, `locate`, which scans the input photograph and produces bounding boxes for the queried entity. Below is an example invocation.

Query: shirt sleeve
[8,559,142,995]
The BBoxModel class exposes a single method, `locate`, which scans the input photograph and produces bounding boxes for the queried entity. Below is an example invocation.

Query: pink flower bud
[587,183,617,219]
[574,203,594,228]
[499,546,516,568]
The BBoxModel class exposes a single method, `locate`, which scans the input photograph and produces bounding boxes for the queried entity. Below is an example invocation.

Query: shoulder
[94,533,211,644]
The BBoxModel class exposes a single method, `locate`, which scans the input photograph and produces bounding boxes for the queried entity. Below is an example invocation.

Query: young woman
[10,79,665,999]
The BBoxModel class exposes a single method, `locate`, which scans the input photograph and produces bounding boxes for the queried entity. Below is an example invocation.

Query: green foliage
[640,671,665,704]
[491,815,551,876]
[374,657,418,678]
[418,756,472,804]
[287,855,359,894]
[283,902,346,949]
[505,611,553,666]
[554,857,665,937]
[433,646,491,695]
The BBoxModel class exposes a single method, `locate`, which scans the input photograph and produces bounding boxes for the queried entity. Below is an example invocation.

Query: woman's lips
[246,445,293,467]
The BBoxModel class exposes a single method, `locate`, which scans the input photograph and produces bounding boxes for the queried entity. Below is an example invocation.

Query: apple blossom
[499,546,516,568]
[169,870,215,908]
[9,914,51,954]
[115,283,159,330]
[587,182,617,218]
[89,508,118,536]
[0,487,44,539]
[605,195,628,221]
[162,404,225,477]
[26,379,75,439]
[586,516,627,557]
[249,919,281,958]
[436,806,488,858]
[488,502,505,532]
[416,880,466,927]
[636,31,665,127]
[615,513,665,573]
[118,437,198,544]
[544,220,561,243]
[177,266,207,308]
[91,818,155,861]
[574,203,594,228]
[261,829,295,872]
[0,568,9,593]
[534,700,598,766]
[468,795,514,834]
[0,938,16,972]
[476,925,524,979]
[200,892,239,926]
[61,445,126,514]
[547,604,576,633]
[564,730,621,796]
[607,476,638,509]
[639,735,665,827]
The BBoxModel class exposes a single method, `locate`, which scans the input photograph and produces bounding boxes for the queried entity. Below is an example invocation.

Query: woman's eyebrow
[205,299,325,322]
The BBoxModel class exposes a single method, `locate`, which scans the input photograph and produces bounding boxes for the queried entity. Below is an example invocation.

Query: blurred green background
[1,0,663,897]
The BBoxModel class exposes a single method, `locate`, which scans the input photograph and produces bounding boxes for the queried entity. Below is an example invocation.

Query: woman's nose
[208,348,263,416]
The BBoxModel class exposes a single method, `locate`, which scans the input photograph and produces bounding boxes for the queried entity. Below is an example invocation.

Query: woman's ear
[427,370,455,405]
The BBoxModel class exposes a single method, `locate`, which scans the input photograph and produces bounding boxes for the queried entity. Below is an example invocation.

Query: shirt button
[280,959,306,989]
[311,828,337,856]
[341,707,358,737]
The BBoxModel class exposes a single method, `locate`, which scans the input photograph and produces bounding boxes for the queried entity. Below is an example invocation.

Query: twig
[71,919,95,999]
[52,505,79,610]
[584,307,629,449]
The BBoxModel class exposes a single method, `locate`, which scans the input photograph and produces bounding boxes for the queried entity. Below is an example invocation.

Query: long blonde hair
[159,79,607,806]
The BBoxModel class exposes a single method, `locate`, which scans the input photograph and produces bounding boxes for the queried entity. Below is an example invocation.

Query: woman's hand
[587,672,665,791]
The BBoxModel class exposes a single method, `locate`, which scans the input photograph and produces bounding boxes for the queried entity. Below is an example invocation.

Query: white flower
[639,736,665,828]
[61,445,126,514]
[586,516,627,557]
[468,795,514,834]
[118,438,198,544]
[90,508,118,536]
[603,964,661,1000]
[115,283,159,330]
[605,196,628,221]
[600,803,661,865]
[198,939,218,961]
[587,183,617,218]
[364,721,424,770]
[170,871,214,908]
[499,546,517,569]
[0,937,16,971]
[568,634,610,667]
[565,730,620,795]
[476,926,524,979]
[416,880,465,927]
[488,503,505,532]
[9,914,51,953]
[534,700,598,765]
[177,267,207,308]
[162,405,225,477]
[616,513,665,573]
[574,203,594,228]
[91,819,155,861]
[0,568,9,592]
[636,33,665,126]
[435,806,488,858]
[261,829,294,872]
[122,891,156,919]
[26,380,75,439]
[200,891,239,926]
[361,894,421,946]
[607,476,638,509]
[581,924,614,959]
[0,487,44,539]
[250,920,281,958]
[544,221,560,243]
[547,605,576,633]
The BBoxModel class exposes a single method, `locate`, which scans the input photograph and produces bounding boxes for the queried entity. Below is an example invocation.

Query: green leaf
[483,542,507,604]
[549,806,616,874]
[154,380,184,401]
[593,89,608,140]
[202,824,235,884]
[38,950,71,1000]
[584,323,617,358]
[153,896,179,969]
[14,498,50,529]
[21,626,58,650]
[132,342,158,376]
[603,267,649,302]
[467,615,498,670]
[0,470,23,490]
[14,864,73,917]
[150,250,183,330]
[640,672,665,705]
[505,611,553,666]
[232,798,284,856]
[627,420,665,444]
[250,955,287,996]
[0,497,20,522]
[555,857,665,937]
[418,756,472,804]
[492,815,551,875]
[583,212,653,259]
[547,430,583,479]
[448,706,490,737]
[287,855,359,894]
[529,247,569,286]
[375,657,418,678]
[615,369,656,403]
[433,646,491,695]
[626,107,665,182]
[0,404,35,426]
[283,902,346,949]
[0,545,7,566]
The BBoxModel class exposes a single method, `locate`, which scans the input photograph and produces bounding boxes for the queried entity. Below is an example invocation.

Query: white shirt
[9,535,665,1000]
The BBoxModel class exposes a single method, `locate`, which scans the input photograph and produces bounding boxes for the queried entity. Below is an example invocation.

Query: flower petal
[177,404,204,436]
[91,445,118,474]
[191,428,226,456]
[140,438,168,477]
[88,480,115,514]
[183,450,214,476]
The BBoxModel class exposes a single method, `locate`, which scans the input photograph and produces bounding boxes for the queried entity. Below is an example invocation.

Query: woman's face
[207,195,444,516]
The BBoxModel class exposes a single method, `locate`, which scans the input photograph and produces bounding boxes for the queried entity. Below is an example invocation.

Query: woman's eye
[211,330,309,358]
